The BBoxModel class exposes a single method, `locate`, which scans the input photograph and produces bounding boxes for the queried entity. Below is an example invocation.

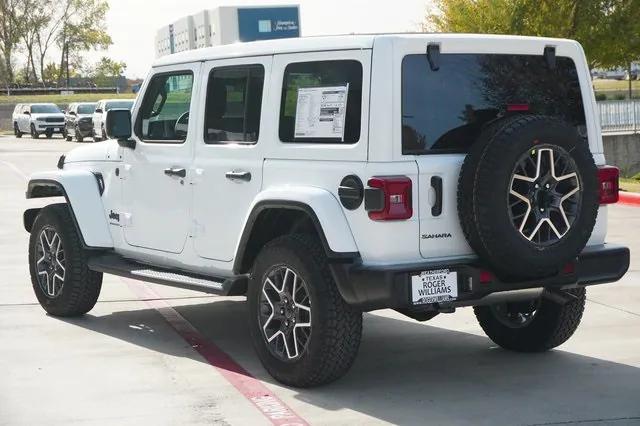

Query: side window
[204,65,264,144]
[135,71,194,143]
[279,60,362,144]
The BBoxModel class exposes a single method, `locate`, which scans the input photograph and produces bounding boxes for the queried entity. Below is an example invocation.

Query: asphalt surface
[1,135,639,426]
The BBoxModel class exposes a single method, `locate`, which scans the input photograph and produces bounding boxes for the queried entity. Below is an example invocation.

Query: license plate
[411,269,458,305]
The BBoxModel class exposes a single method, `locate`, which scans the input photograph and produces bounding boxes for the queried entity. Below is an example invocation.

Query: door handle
[164,167,186,178]
[225,170,252,182]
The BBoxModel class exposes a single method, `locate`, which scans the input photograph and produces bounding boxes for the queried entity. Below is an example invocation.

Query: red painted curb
[126,281,309,426]
[619,192,640,206]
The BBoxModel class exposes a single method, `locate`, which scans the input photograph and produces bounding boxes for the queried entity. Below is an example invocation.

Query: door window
[279,60,362,144]
[204,65,265,144]
[135,71,194,143]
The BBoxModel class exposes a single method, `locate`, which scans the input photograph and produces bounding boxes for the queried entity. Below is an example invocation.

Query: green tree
[87,56,126,86]
[56,0,111,85]
[0,0,21,84]
[425,0,640,69]
[17,0,50,83]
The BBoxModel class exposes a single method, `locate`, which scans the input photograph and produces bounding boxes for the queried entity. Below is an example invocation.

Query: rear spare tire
[458,115,598,280]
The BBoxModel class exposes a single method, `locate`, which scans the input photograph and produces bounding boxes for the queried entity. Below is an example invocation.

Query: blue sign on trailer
[237,7,300,42]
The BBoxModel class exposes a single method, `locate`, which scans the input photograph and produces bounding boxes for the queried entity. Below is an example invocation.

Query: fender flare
[25,170,113,248]
[233,187,360,273]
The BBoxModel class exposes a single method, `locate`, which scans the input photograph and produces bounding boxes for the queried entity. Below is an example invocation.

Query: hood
[64,141,119,163]
[32,113,65,120]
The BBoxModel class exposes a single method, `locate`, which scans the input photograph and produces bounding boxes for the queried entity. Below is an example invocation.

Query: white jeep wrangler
[24,34,630,387]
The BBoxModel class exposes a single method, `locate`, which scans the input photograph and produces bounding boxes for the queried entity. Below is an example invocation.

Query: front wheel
[28,204,102,316]
[30,124,39,139]
[474,288,585,352]
[75,126,84,142]
[248,234,362,387]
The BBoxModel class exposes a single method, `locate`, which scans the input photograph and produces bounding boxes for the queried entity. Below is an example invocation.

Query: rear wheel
[14,122,22,138]
[28,204,102,316]
[248,234,362,387]
[474,288,585,352]
[30,124,39,139]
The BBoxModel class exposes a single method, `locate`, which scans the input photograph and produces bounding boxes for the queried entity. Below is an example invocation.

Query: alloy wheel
[490,300,540,329]
[35,226,65,298]
[508,145,581,246]
[259,265,312,362]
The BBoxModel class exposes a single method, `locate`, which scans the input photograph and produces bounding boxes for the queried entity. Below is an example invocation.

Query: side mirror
[105,109,135,149]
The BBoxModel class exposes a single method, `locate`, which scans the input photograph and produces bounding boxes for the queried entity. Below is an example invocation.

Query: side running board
[87,254,247,296]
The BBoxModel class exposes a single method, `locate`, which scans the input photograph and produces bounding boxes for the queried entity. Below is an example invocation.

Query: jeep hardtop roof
[152,33,582,69]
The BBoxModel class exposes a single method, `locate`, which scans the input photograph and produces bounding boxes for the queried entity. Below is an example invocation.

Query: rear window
[401,54,586,154]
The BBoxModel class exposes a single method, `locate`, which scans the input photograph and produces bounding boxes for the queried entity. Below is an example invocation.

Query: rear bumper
[331,244,630,311]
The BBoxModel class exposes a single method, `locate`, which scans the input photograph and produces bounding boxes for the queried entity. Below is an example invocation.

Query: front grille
[45,117,64,123]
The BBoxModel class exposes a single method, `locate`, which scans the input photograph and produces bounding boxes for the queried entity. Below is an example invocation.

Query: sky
[95,0,432,78]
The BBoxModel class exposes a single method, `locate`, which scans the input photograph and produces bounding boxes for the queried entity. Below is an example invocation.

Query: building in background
[155,5,301,58]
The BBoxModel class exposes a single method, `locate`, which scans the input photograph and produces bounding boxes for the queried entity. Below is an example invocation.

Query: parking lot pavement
[1,135,639,426]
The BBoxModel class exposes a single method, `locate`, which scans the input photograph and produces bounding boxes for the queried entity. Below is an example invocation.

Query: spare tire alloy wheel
[509,145,581,246]
[458,115,599,280]
[259,266,312,361]
[35,226,65,298]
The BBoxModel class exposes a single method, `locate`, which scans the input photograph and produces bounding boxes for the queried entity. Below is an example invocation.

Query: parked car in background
[11,104,24,136]
[13,103,65,139]
[64,102,97,142]
[92,99,135,141]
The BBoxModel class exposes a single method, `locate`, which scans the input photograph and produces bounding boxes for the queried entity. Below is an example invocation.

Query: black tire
[30,124,39,139]
[248,234,362,387]
[28,204,102,316]
[458,115,599,281]
[474,288,586,352]
[75,126,84,142]
[14,122,22,138]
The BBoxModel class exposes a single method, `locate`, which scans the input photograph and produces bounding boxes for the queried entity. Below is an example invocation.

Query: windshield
[77,104,96,114]
[31,105,62,114]
[401,54,585,154]
[105,101,134,111]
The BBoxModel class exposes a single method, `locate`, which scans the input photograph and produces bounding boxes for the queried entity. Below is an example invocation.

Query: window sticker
[294,84,349,140]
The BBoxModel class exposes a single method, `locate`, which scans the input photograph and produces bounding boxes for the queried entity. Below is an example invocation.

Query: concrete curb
[619,191,640,206]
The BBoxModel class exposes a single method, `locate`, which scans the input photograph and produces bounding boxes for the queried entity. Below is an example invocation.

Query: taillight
[507,104,530,112]
[598,165,619,205]
[366,176,413,221]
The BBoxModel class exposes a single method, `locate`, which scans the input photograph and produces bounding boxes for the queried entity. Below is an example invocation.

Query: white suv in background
[13,103,65,139]
[24,34,630,387]
[92,99,135,141]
